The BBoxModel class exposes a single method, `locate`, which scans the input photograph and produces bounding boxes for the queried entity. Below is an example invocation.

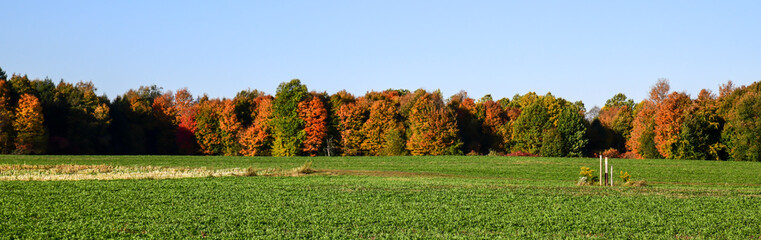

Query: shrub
[505,151,538,157]
[601,148,621,158]
[577,166,598,186]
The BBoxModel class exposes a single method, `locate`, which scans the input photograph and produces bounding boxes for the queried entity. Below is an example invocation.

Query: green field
[2,156,761,239]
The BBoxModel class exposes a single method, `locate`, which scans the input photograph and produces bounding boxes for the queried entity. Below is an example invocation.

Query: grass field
[2,155,761,239]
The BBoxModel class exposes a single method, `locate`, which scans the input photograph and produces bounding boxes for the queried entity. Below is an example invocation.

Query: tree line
[0,66,759,161]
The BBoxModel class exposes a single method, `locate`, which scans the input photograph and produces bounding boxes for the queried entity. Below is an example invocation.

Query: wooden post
[599,156,603,186]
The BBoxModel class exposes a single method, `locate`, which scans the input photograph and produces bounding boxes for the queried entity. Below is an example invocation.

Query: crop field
[2,156,761,239]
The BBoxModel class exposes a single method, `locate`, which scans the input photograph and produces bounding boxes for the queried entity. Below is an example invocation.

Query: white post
[604,157,609,186]
[610,165,614,186]
[599,156,603,186]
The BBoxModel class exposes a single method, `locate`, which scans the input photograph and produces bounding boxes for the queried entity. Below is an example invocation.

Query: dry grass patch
[0,162,318,181]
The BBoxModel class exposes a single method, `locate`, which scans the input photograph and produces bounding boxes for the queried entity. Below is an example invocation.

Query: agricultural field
[1,155,761,239]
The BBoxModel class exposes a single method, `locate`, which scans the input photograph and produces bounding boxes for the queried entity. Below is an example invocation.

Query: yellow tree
[13,94,45,154]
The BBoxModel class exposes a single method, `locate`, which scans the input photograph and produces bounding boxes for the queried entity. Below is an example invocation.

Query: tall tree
[676,89,724,160]
[653,92,691,159]
[271,79,308,156]
[239,96,274,156]
[448,91,482,154]
[406,92,461,155]
[174,88,198,154]
[194,98,223,155]
[298,95,328,156]
[219,99,242,155]
[557,105,588,157]
[511,101,550,154]
[0,79,14,153]
[13,94,45,154]
[336,100,367,156]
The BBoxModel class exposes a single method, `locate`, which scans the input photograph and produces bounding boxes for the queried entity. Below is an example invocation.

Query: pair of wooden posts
[599,156,614,186]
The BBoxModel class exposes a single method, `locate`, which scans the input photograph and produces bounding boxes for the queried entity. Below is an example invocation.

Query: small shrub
[601,148,621,158]
[619,171,631,183]
[577,167,598,186]
[620,151,639,159]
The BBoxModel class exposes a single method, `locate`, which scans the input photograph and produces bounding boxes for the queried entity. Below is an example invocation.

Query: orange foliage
[480,100,509,151]
[152,92,176,124]
[336,99,367,156]
[407,94,461,155]
[0,80,12,153]
[298,96,328,156]
[13,94,45,154]
[626,100,655,159]
[239,96,274,156]
[174,89,198,154]
[653,92,691,158]
[219,99,242,155]
[360,99,398,155]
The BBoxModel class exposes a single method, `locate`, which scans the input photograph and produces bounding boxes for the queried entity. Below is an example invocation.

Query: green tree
[540,128,563,157]
[511,101,550,154]
[557,105,588,157]
[271,79,308,156]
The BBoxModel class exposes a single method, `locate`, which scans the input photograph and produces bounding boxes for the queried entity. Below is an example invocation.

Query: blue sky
[2,1,760,108]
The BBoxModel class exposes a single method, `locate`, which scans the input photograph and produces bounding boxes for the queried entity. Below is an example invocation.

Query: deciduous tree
[271,79,308,156]
[298,95,328,156]
[13,94,45,154]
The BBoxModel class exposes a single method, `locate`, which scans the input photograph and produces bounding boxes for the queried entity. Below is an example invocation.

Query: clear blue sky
[2,0,760,108]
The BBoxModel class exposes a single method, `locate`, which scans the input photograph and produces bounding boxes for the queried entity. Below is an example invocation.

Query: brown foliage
[298,96,328,156]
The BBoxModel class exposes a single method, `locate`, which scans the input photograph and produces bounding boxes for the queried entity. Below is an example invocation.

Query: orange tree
[239,95,274,156]
[406,92,461,155]
[13,94,45,154]
[653,92,691,159]
[298,95,328,156]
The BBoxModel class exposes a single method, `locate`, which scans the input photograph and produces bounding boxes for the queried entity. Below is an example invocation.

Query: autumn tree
[271,79,309,156]
[406,91,462,155]
[653,92,691,159]
[174,88,198,154]
[194,98,223,155]
[0,79,13,153]
[478,99,509,153]
[722,82,761,161]
[239,96,274,156]
[13,94,45,154]
[628,80,672,159]
[298,95,328,156]
[676,89,725,160]
[219,99,242,155]
[336,99,367,156]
